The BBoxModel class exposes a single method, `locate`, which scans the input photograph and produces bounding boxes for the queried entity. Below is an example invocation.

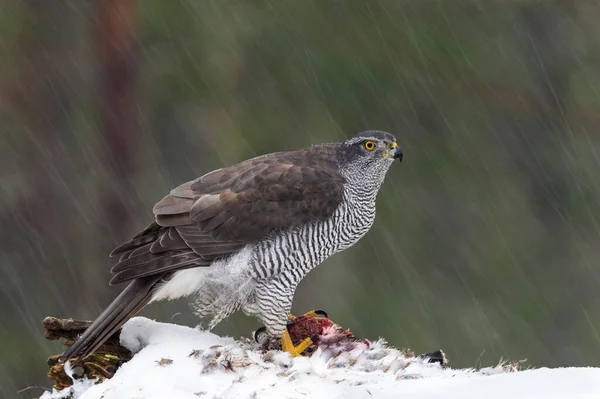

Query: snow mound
[41,317,600,399]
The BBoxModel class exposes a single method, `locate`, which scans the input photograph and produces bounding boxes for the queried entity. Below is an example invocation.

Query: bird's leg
[254,279,329,356]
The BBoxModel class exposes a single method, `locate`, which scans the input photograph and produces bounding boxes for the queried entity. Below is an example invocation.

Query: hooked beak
[387,141,403,162]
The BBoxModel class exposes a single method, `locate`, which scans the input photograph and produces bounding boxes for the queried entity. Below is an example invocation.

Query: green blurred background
[2,0,600,396]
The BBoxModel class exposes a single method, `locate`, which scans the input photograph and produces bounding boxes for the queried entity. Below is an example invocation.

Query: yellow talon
[281,329,313,357]
[289,309,328,320]
[302,310,320,317]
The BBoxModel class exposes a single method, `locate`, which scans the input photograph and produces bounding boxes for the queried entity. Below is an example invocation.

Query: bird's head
[338,130,402,187]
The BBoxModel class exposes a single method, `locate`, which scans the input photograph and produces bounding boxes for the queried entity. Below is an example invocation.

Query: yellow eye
[364,140,376,151]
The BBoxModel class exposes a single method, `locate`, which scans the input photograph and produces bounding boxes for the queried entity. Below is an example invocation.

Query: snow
[41,317,600,399]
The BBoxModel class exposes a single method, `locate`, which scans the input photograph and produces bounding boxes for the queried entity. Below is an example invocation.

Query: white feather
[150,246,255,303]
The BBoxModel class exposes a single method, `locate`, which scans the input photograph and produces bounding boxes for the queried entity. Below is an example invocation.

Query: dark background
[2,1,600,396]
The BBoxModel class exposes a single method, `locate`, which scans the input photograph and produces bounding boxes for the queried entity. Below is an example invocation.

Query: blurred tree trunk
[95,0,141,238]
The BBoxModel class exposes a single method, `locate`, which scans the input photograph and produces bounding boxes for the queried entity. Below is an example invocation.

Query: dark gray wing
[109,145,345,285]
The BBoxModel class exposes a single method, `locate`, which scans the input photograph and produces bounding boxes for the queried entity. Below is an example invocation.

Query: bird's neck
[341,166,390,205]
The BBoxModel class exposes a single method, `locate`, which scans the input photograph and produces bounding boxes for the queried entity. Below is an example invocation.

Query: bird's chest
[250,198,376,280]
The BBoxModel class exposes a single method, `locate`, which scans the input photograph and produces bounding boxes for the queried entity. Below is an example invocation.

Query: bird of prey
[61,130,402,360]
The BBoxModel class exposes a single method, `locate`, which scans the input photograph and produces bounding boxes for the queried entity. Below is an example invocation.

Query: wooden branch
[43,317,132,391]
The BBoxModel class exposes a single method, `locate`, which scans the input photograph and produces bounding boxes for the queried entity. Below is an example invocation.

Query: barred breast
[250,186,377,282]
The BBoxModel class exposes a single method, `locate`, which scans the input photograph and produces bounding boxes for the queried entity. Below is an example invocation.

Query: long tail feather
[60,276,162,361]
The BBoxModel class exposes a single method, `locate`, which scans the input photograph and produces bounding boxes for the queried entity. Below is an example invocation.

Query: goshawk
[61,130,402,360]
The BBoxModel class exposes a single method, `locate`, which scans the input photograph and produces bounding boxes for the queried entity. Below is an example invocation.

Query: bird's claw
[254,326,313,356]
[253,326,268,344]
[281,329,313,357]
[287,309,328,321]
[254,309,329,355]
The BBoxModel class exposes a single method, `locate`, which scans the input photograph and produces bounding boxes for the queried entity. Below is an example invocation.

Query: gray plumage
[61,130,402,361]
